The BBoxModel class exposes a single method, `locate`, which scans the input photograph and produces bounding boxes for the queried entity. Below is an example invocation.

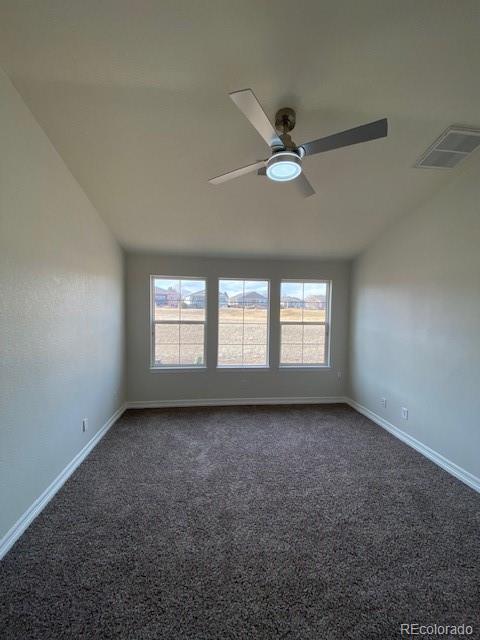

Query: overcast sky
[154,278,326,299]
[219,279,269,297]
[281,282,327,299]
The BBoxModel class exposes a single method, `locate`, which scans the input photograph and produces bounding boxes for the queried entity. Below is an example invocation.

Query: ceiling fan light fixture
[266,152,302,182]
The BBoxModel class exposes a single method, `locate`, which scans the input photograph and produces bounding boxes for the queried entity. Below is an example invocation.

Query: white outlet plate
[82,418,88,432]
[401,407,408,420]
[380,397,387,408]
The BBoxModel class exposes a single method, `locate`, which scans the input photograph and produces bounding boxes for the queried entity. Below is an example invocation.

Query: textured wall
[126,253,350,402]
[349,159,480,479]
[0,69,125,540]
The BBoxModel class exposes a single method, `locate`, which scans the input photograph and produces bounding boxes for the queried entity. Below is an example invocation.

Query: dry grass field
[153,306,326,366]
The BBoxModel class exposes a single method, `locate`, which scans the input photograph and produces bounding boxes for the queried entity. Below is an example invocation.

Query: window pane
[304,281,326,298]
[280,281,304,322]
[219,307,243,323]
[180,279,206,321]
[303,307,325,323]
[218,323,243,345]
[281,281,303,299]
[180,344,204,366]
[155,305,180,321]
[218,345,243,367]
[154,323,179,366]
[154,278,180,321]
[220,279,244,306]
[280,306,303,322]
[303,344,325,364]
[180,279,204,295]
[154,344,179,367]
[244,280,269,306]
[244,307,268,323]
[180,324,204,344]
[281,344,303,365]
[281,324,303,344]
[303,324,325,344]
[243,344,267,366]
[303,282,327,323]
[243,324,267,344]
[155,323,179,344]
[218,279,270,367]
[180,306,205,321]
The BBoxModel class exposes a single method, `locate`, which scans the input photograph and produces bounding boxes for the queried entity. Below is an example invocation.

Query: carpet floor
[1,404,479,639]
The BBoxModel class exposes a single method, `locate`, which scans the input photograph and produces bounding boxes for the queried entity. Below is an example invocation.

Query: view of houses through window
[151,276,330,368]
[152,277,206,367]
[218,279,269,367]
[280,280,329,366]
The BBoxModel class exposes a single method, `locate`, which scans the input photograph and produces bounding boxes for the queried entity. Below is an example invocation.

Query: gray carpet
[1,404,479,639]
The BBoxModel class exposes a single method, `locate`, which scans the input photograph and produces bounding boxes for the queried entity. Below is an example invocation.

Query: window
[218,279,269,367]
[280,280,330,367]
[151,276,206,368]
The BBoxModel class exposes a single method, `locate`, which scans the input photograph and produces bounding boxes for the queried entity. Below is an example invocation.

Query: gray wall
[127,253,350,402]
[350,159,480,479]
[0,69,125,541]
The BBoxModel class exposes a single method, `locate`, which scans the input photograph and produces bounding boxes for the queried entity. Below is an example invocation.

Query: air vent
[415,126,480,169]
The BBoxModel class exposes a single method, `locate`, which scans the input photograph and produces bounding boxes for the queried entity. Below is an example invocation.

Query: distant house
[155,286,181,307]
[154,286,169,306]
[304,294,326,310]
[229,291,267,308]
[166,287,180,307]
[280,295,303,309]
[184,289,206,308]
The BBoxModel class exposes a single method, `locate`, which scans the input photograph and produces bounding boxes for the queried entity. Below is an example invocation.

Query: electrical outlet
[401,407,408,420]
[82,418,88,432]
[337,371,342,379]
[380,397,387,408]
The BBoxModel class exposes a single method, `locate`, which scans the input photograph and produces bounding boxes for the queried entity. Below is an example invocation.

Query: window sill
[216,366,270,371]
[279,365,332,370]
[150,366,207,372]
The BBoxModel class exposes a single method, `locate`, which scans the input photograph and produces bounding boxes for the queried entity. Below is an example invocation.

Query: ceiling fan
[209,89,388,197]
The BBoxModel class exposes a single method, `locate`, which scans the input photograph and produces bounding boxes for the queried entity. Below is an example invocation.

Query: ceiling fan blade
[300,118,388,157]
[230,89,283,149]
[294,172,315,197]
[209,160,267,185]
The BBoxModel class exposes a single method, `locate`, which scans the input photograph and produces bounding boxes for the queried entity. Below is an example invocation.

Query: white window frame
[217,277,270,369]
[150,275,207,370]
[279,279,331,369]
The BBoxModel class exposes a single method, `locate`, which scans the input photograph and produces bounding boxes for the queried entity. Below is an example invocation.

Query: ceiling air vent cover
[415,126,480,169]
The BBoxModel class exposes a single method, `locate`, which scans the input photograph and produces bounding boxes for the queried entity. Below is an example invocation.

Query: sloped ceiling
[0,0,479,258]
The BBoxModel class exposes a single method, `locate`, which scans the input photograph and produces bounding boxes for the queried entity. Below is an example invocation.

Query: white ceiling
[1,0,479,258]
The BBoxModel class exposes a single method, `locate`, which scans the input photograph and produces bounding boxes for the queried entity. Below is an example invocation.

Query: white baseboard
[346,397,480,494]
[0,403,127,561]
[126,396,348,409]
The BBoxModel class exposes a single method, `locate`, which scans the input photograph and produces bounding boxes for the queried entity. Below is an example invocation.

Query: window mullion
[242,280,245,366]
[301,282,305,365]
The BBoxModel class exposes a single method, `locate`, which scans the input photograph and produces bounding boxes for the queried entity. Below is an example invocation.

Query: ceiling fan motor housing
[275,107,296,134]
